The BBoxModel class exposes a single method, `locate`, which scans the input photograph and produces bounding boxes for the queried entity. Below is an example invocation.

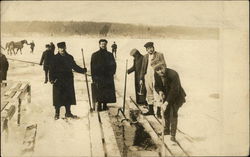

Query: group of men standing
[128,42,186,141]
[39,39,186,142]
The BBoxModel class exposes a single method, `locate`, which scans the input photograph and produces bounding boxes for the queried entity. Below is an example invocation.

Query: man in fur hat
[153,61,186,142]
[140,42,166,118]
[49,42,87,120]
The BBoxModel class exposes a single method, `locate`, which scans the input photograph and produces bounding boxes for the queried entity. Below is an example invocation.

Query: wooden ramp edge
[129,97,189,157]
[89,112,105,157]
[99,111,121,157]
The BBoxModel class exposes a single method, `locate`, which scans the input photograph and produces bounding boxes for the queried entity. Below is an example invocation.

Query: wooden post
[27,84,31,103]
[17,98,21,125]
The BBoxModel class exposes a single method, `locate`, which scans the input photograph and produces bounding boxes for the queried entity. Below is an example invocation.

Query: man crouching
[153,62,186,142]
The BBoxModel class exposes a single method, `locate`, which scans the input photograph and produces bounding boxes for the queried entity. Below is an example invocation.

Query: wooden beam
[99,111,121,157]
[89,112,105,157]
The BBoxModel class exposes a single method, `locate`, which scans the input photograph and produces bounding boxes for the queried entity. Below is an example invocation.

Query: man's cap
[99,39,108,44]
[130,49,139,56]
[152,60,166,71]
[57,42,66,48]
[45,44,51,48]
[144,42,154,48]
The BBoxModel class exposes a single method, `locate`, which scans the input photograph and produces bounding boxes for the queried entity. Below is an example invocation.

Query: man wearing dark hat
[91,39,116,111]
[153,62,186,142]
[29,41,35,53]
[140,42,166,118]
[40,44,53,83]
[49,42,87,120]
[127,49,146,104]
[111,41,117,58]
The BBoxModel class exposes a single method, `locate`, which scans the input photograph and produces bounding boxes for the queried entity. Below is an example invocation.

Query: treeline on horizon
[1,21,219,39]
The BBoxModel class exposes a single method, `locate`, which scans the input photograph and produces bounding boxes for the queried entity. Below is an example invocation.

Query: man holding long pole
[49,42,87,120]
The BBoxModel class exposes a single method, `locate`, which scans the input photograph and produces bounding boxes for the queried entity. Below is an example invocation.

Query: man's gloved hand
[162,101,168,111]
[159,91,165,102]
[50,79,57,84]
[83,68,87,73]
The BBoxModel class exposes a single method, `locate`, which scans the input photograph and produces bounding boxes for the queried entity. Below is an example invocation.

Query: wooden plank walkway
[99,111,121,157]
[129,96,190,157]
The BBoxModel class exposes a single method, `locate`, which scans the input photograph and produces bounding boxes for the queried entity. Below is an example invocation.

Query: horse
[5,41,15,55]
[10,40,28,55]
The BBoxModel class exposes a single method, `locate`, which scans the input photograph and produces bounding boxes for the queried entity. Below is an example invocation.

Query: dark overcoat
[40,50,53,70]
[128,53,146,104]
[49,52,86,107]
[0,54,9,81]
[154,68,186,107]
[91,49,116,103]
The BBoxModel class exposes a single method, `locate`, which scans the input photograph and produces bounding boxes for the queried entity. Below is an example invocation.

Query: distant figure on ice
[29,41,35,53]
[39,44,54,83]
[153,62,186,142]
[49,42,87,120]
[111,41,117,58]
[50,42,55,55]
[0,51,9,85]
[91,39,116,111]
[140,42,166,118]
[127,49,146,104]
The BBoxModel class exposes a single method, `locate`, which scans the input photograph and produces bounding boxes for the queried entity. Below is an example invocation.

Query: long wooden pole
[122,60,128,112]
[81,48,93,112]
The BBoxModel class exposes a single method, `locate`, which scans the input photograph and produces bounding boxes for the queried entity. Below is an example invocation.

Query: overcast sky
[1,1,248,28]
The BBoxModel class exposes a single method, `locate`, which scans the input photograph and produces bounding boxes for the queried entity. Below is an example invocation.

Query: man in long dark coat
[0,51,9,84]
[40,44,53,83]
[127,49,146,104]
[111,41,117,58]
[91,39,116,111]
[154,61,186,142]
[49,42,87,120]
[30,41,35,53]
[50,42,55,55]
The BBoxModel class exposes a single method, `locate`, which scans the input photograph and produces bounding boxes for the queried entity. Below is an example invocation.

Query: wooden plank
[20,83,28,91]
[22,124,38,154]
[99,111,121,157]
[3,83,18,96]
[146,115,162,135]
[89,112,105,157]
[164,135,187,156]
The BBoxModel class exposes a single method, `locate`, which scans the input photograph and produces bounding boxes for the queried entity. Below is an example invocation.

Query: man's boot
[65,105,77,118]
[170,118,178,142]
[164,118,170,135]
[97,102,102,111]
[143,104,154,115]
[102,103,108,111]
[54,107,60,120]
[156,107,162,119]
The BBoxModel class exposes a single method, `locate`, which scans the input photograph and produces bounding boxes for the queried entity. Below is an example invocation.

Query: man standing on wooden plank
[0,50,9,85]
[49,42,87,120]
[127,49,147,105]
[40,44,54,83]
[139,42,166,118]
[91,39,116,111]
[153,61,186,142]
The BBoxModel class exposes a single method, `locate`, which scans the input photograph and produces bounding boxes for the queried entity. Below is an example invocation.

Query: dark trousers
[112,49,116,58]
[55,105,71,115]
[164,103,180,136]
[44,68,49,82]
